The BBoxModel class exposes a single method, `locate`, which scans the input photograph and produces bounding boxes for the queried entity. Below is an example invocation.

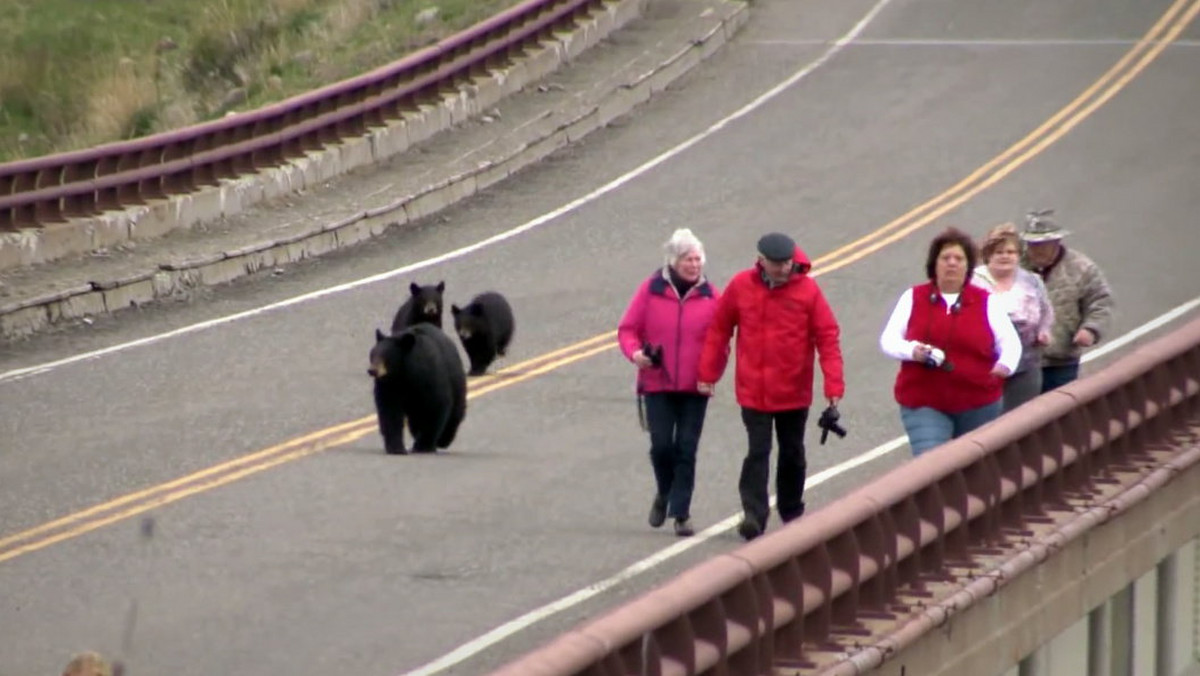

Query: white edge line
[0,0,890,387]
[750,38,1200,47]
[1079,297,1200,360]
[399,295,1200,676]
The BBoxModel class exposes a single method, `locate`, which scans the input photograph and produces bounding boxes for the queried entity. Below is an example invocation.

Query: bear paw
[385,445,409,455]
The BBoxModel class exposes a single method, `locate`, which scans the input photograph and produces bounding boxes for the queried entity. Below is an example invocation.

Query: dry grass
[75,59,158,149]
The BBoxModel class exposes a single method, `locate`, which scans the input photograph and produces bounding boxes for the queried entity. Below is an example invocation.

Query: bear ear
[409,282,421,296]
[450,304,462,315]
[375,328,386,343]
[435,280,445,293]
[398,332,418,351]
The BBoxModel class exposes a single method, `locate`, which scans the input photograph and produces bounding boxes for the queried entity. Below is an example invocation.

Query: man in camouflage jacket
[1020,210,1115,392]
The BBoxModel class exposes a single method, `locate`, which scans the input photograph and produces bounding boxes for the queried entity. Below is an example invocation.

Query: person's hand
[827,397,840,408]
[911,343,931,363]
[1036,330,1051,346]
[1073,328,1096,347]
[697,382,714,396]
[632,350,653,369]
[991,363,1012,378]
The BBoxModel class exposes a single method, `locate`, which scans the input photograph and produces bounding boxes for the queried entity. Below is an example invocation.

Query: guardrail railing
[0,0,603,231]
[487,318,1200,675]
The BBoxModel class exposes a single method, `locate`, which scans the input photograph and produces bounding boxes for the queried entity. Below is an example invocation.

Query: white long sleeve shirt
[879,288,1022,374]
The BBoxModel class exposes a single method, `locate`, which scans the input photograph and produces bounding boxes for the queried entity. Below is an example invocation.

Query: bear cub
[368,324,467,454]
[391,281,445,333]
[451,291,515,376]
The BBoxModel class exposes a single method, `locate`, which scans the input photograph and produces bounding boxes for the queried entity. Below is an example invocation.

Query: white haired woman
[617,228,725,537]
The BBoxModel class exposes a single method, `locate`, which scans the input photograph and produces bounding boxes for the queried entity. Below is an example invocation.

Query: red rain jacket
[698,246,845,411]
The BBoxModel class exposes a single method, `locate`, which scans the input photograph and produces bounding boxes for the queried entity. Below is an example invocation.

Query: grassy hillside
[0,0,518,162]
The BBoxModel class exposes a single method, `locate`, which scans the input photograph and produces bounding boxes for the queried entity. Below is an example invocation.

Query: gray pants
[1003,368,1043,413]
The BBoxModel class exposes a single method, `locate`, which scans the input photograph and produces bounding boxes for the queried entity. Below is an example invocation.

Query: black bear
[451,291,515,376]
[368,323,467,454]
[391,281,445,333]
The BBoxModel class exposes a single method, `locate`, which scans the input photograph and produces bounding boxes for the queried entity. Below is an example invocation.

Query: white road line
[0,0,893,387]
[750,38,1200,47]
[398,295,1200,676]
[1080,297,1200,359]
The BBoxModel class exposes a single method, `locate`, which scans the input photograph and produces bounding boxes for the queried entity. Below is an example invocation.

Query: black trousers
[739,407,809,527]
[644,392,709,520]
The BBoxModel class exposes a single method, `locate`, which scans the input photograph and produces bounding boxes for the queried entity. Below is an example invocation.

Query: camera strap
[636,394,650,433]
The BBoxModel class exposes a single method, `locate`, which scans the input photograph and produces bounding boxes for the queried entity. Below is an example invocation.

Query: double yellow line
[813,0,1200,274]
[0,333,618,565]
[3,0,1197,565]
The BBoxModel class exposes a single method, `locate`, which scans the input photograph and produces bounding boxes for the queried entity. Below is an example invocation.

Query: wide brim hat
[1020,209,1071,242]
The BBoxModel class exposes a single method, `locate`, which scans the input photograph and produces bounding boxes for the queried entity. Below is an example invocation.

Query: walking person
[1019,209,1115,392]
[972,222,1055,411]
[880,227,1022,456]
[618,228,724,537]
[697,232,845,542]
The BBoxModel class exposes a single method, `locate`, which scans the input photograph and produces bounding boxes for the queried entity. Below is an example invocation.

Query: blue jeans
[900,401,1003,456]
[644,392,710,520]
[1041,362,1080,393]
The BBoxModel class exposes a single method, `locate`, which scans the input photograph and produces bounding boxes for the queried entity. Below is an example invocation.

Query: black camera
[920,345,954,372]
[817,405,847,445]
[922,357,954,372]
[641,342,663,368]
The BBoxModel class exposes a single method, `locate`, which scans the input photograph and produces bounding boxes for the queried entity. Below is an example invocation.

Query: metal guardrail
[0,0,603,231]
[488,318,1200,676]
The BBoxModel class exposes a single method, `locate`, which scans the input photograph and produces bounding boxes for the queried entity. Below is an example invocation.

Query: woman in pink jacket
[617,228,723,537]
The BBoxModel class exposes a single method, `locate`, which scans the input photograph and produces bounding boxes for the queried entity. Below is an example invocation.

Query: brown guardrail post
[854,512,895,614]
[828,531,864,633]
[61,158,100,218]
[891,492,924,595]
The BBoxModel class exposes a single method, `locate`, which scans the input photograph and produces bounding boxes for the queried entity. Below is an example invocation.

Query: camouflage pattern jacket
[1024,246,1114,366]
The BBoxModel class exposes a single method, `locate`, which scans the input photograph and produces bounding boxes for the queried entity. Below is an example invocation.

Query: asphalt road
[2,0,1199,674]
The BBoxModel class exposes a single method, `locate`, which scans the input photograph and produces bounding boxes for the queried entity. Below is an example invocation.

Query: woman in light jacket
[618,228,723,537]
[972,222,1054,411]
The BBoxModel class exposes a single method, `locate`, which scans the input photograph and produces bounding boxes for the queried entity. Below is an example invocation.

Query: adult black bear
[451,291,515,376]
[368,324,467,454]
[391,281,445,333]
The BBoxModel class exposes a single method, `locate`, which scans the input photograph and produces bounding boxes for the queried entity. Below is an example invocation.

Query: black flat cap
[757,232,795,261]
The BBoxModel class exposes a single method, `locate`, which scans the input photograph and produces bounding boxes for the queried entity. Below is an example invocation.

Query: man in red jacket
[697,232,845,541]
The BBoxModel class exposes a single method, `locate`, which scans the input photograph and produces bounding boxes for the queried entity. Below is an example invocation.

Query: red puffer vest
[893,282,1002,413]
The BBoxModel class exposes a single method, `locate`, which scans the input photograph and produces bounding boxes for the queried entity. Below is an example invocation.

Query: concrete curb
[0,0,748,340]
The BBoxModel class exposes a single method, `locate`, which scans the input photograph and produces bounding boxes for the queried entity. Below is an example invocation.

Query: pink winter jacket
[617,269,725,394]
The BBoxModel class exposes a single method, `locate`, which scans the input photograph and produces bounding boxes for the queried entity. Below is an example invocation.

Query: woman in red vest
[879,227,1022,455]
